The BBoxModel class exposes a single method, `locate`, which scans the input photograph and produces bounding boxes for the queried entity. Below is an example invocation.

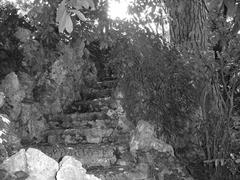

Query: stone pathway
[31,76,138,178]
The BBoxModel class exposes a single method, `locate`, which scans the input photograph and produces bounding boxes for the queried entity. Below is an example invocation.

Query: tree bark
[164,0,208,50]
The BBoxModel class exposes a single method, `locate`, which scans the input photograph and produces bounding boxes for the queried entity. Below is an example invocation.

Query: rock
[18,72,35,100]
[20,103,47,143]
[27,117,46,143]
[0,91,5,108]
[63,134,78,144]
[34,56,83,115]
[130,120,174,156]
[26,174,55,180]
[139,150,194,180]
[0,72,20,94]
[0,72,25,105]
[0,114,11,143]
[0,144,8,163]
[14,170,29,179]
[33,144,116,167]
[86,134,102,144]
[56,156,100,180]
[124,162,149,180]
[0,149,27,173]
[0,114,21,155]
[26,148,58,180]
[0,148,58,180]
[36,82,63,114]
[0,72,25,120]
[14,27,31,43]
[47,135,58,145]
[50,59,68,86]
[85,120,113,144]
[0,168,13,180]
[82,61,98,87]
[107,98,134,132]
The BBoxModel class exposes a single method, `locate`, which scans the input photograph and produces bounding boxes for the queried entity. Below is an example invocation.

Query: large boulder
[56,156,100,180]
[0,148,101,180]
[34,57,83,115]
[130,120,174,156]
[0,148,58,180]
[0,149,27,173]
[26,148,58,180]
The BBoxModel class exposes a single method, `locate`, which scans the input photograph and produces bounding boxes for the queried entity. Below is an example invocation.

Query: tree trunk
[164,0,208,50]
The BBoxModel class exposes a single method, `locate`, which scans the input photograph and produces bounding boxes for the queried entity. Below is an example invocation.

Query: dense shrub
[109,31,202,141]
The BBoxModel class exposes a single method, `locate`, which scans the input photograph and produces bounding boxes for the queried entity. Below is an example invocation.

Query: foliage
[128,0,168,36]
[0,3,28,78]
[56,0,95,33]
[109,29,201,143]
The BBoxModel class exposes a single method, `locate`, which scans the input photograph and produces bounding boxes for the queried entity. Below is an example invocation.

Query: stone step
[48,117,114,129]
[50,112,108,122]
[64,97,117,114]
[97,80,118,89]
[98,76,118,82]
[44,119,117,144]
[29,144,116,168]
[81,88,113,100]
[47,112,110,129]
[88,166,133,180]
[68,111,108,121]
[88,164,149,180]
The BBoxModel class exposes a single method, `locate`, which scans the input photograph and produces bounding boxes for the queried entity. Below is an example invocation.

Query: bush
[110,32,201,141]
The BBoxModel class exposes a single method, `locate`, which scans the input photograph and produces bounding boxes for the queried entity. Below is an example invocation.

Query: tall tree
[164,0,208,50]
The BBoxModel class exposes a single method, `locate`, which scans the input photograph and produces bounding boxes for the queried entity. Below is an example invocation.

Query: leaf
[59,10,67,33]
[56,0,66,23]
[81,0,90,9]
[69,10,87,21]
[73,0,95,10]
[224,0,236,17]
[65,14,73,33]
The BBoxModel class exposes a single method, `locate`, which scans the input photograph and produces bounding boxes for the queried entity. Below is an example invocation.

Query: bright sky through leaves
[3,0,131,19]
[108,0,132,19]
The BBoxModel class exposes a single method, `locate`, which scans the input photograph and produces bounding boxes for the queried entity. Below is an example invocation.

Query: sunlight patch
[108,0,132,19]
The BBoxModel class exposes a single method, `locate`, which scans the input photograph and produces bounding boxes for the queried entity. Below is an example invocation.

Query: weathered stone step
[43,125,113,143]
[88,166,133,180]
[81,88,113,100]
[29,144,116,168]
[97,80,118,89]
[88,164,149,180]
[69,111,108,121]
[64,97,117,114]
[49,112,108,124]
[48,117,114,129]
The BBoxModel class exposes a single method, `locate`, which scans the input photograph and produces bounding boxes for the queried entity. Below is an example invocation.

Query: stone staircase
[31,76,142,179]
[41,78,119,146]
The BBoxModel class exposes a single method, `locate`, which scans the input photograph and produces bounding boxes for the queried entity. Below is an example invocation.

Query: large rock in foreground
[0,148,100,180]
[57,156,100,180]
